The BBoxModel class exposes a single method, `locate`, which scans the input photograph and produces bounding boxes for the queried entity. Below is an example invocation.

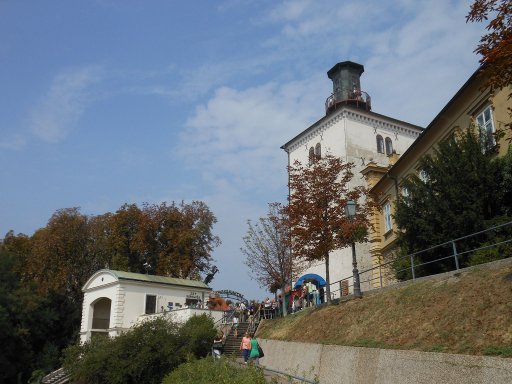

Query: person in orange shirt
[240,332,251,364]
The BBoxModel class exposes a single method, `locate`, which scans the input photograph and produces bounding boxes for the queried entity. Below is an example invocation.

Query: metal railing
[232,360,318,383]
[325,88,371,113]
[329,220,512,299]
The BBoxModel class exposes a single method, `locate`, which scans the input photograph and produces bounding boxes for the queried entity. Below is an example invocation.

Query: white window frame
[383,201,392,233]
[476,105,496,147]
[419,169,429,183]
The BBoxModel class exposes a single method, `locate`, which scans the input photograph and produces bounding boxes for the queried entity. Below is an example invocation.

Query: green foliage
[0,200,219,379]
[468,216,512,266]
[162,357,270,384]
[107,201,220,279]
[62,315,217,384]
[179,314,217,359]
[0,250,70,383]
[394,128,512,278]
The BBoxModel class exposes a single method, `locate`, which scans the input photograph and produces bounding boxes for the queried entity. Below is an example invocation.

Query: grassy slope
[256,261,512,356]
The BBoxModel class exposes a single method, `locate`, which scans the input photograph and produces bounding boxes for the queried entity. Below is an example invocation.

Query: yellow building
[363,68,512,288]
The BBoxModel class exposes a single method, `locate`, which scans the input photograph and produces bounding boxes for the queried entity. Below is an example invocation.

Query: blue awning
[293,273,327,289]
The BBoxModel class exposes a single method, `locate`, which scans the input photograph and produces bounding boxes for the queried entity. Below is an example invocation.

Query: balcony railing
[325,88,371,114]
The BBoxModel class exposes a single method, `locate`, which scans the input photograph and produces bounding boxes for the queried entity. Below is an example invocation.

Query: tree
[241,203,302,316]
[153,201,221,279]
[286,154,375,303]
[0,249,71,383]
[24,208,97,306]
[394,126,512,277]
[108,202,220,279]
[467,0,512,132]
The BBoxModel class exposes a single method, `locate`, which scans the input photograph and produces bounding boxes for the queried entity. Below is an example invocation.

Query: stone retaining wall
[259,339,512,384]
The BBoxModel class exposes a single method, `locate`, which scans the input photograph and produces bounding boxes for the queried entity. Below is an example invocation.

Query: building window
[419,169,429,183]
[376,135,384,153]
[315,143,321,159]
[476,105,495,148]
[385,137,393,155]
[383,201,392,233]
[145,294,157,314]
[401,186,410,205]
[308,147,315,165]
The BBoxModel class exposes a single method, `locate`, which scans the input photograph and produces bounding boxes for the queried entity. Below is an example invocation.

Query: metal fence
[329,219,512,299]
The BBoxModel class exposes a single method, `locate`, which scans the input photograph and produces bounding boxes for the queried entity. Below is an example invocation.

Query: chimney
[325,61,371,114]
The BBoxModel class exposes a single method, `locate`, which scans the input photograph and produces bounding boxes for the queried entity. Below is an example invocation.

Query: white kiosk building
[282,61,423,299]
[80,269,221,343]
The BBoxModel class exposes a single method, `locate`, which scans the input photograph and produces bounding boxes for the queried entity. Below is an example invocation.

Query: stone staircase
[222,321,251,357]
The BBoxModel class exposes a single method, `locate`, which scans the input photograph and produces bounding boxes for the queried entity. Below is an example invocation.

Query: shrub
[62,314,217,384]
[178,314,217,359]
[162,357,270,384]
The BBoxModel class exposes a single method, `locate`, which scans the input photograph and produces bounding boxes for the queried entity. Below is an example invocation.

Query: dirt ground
[256,260,512,356]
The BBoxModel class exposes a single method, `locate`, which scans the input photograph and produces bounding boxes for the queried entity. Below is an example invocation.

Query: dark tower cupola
[325,61,371,115]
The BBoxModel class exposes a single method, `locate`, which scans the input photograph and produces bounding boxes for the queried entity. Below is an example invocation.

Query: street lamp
[345,200,362,298]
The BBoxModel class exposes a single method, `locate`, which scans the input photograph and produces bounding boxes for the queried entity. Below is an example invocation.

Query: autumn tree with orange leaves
[286,154,376,304]
[20,202,220,307]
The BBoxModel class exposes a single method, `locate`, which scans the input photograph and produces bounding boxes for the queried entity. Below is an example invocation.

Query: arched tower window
[309,147,315,165]
[315,143,321,160]
[376,135,384,154]
[385,137,393,155]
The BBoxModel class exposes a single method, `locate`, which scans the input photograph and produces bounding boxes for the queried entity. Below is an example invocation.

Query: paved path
[234,358,310,383]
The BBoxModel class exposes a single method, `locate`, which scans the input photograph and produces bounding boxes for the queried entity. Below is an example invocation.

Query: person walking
[248,313,255,333]
[232,314,239,338]
[212,332,224,359]
[248,333,260,365]
[240,332,251,364]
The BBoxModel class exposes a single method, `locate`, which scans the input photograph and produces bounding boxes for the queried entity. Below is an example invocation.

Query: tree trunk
[325,251,331,304]
[281,284,288,317]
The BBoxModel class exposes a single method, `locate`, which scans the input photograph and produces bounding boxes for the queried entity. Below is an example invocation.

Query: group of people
[239,332,262,365]
[212,331,262,365]
[291,281,323,313]
[260,297,279,319]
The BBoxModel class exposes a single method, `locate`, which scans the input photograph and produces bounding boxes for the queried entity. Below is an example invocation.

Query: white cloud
[179,75,325,196]
[30,66,103,143]
[360,1,484,125]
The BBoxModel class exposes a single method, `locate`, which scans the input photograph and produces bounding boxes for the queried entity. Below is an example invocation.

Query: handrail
[329,219,512,299]
[234,360,318,384]
[261,366,318,384]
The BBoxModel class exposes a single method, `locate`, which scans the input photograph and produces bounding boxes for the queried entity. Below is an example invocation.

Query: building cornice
[281,106,422,154]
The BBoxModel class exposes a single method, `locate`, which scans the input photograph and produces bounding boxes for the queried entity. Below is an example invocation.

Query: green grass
[256,261,512,357]
[482,345,512,358]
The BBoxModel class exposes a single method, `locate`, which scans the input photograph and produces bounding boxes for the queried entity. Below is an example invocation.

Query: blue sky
[0,0,485,299]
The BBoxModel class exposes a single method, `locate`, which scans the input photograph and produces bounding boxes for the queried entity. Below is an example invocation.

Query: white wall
[80,271,212,343]
[286,107,421,297]
[139,307,224,325]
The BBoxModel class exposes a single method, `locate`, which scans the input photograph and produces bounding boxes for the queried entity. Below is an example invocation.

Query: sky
[0,0,486,300]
